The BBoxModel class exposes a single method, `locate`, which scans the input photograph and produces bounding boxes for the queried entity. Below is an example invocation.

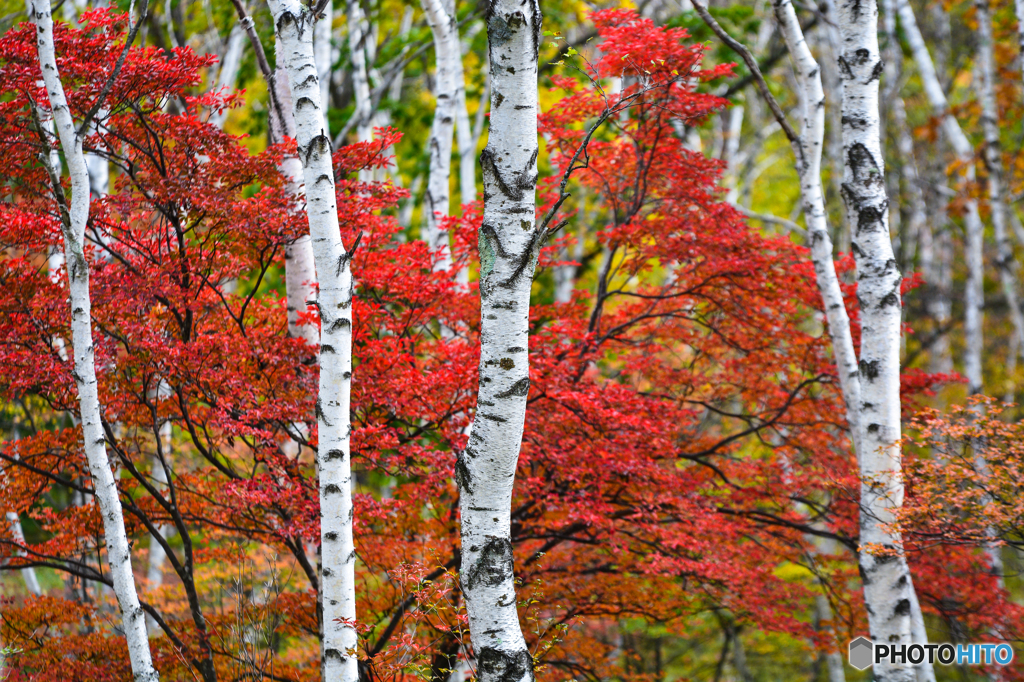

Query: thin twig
[730,203,807,238]
[690,0,802,163]
[77,0,151,135]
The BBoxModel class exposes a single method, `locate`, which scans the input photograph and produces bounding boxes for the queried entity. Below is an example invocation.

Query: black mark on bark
[859,359,880,380]
[465,537,515,590]
[496,377,530,399]
[476,646,534,682]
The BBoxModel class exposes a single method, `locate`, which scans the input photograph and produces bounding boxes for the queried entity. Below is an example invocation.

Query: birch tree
[894,0,985,395]
[455,21,481,209]
[458,0,542,678]
[835,4,920,679]
[421,0,459,270]
[693,3,931,679]
[267,1,357,679]
[976,0,1024,367]
[314,0,334,135]
[347,0,372,144]
[25,0,158,678]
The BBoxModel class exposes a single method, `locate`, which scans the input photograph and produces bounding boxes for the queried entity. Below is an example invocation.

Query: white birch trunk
[773,0,862,441]
[269,67,321,346]
[314,0,333,135]
[209,24,246,129]
[6,430,43,596]
[421,0,459,271]
[890,95,926,274]
[553,221,585,304]
[455,17,477,208]
[145,418,174,635]
[976,0,1024,372]
[399,174,422,229]
[815,592,847,682]
[6,510,42,595]
[457,1,542,680]
[267,3,357,680]
[346,0,372,144]
[973,0,1010,595]
[85,146,109,200]
[27,0,158,677]
[895,0,985,394]
[836,5,918,681]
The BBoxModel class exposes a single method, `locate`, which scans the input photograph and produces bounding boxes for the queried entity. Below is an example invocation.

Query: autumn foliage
[0,7,1016,681]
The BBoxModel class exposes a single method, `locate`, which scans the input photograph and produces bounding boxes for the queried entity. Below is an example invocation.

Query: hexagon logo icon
[849,636,874,670]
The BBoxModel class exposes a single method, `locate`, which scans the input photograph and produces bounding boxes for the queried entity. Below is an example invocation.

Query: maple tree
[0,2,1021,682]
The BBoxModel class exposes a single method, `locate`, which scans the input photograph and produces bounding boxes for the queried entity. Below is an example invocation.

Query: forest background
[0,0,1022,680]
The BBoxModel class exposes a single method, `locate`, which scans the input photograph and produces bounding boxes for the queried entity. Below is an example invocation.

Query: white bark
[554,220,585,304]
[267,2,357,680]
[890,95,926,274]
[455,17,477,208]
[391,8,414,101]
[268,67,321,347]
[773,0,862,442]
[457,2,542,681]
[895,0,984,394]
[973,0,1011,597]
[814,592,847,682]
[314,0,333,135]
[27,0,158,677]
[421,0,459,270]
[5,430,43,596]
[7,511,42,595]
[145,418,173,635]
[346,0,372,144]
[976,0,1024,371]
[399,174,422,228]
[209,24,246,129]
[836,4,919,681]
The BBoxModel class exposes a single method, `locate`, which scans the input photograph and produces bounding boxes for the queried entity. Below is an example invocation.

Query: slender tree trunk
[6,510,41,595]
[347,0,372,144]
[27,0,158,678]
[269,68,321,347]
[457,1,541,680]
[895,0,985,395]
[209,24,246,129]
[315,0,334,136]
[771,0,862,437]
[268,2,357,680]
[7,428,43,596]
[421,0,459,270]
[145,411,173,622]
[890,95,926,275]
[835,5,918,681]
[973,0,1011,600]
[815,593,847,682]
[976,0,1024,367]
[455,22,477,210]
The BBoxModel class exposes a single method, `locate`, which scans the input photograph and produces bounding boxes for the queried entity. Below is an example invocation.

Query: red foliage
[0,8,1002,682]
